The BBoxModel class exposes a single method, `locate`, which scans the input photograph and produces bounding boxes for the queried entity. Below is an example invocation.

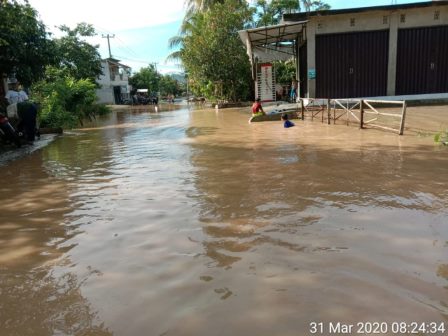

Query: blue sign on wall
[308,69,316,79]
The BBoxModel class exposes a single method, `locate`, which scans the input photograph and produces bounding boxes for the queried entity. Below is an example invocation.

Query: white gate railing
[298,98,407,135]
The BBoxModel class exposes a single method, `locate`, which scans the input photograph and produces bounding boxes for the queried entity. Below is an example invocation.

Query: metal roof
[283,1,448,22]
[238,21,307,62]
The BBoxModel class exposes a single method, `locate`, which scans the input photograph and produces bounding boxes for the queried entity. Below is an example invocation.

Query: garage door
[316,30,389,98]
[396,25,448,95]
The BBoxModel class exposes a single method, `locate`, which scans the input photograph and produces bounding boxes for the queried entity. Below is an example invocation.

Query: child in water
[251,98,265,117]
[281,113,295,128]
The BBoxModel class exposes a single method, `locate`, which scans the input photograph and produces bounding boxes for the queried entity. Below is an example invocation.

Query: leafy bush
[32,67,110,128]
[88,103,110,117]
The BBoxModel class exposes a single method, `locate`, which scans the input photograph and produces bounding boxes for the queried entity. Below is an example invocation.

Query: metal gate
[316,30,389,98]
[299,98,407,135]
[396,25,448,95]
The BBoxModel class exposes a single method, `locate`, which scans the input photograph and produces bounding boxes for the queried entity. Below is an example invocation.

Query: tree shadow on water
[0,154,113,335]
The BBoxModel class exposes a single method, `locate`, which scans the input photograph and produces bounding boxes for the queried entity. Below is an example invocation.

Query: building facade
[96,58,132,104]
[241,1,448,100]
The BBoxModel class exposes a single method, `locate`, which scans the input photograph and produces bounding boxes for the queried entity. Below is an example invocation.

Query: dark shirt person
[281,113,295,128]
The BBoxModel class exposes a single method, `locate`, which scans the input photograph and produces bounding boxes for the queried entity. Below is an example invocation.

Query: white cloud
[28,0,185,32]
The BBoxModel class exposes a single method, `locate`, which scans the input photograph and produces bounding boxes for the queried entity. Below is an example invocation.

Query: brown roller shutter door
[316,30,389,98]
[396,25,448,95]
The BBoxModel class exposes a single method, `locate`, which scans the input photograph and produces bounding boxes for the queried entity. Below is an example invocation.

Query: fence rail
[298,98,407,135]
[299,98,328,123]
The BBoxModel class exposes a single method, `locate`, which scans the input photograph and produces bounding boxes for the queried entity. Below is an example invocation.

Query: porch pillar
[307,21,317,98]
[387,13,399,96]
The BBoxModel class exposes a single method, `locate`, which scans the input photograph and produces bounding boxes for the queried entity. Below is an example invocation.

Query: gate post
[300,99,304,120]
[322,100,324,123]
[360,99,364,129]
[399,100,407,135]
[327,99,331,125]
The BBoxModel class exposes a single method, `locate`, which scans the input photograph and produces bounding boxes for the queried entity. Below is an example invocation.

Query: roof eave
[283,1,448,22]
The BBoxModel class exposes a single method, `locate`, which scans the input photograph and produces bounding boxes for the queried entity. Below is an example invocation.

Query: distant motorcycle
[0,113,21,147]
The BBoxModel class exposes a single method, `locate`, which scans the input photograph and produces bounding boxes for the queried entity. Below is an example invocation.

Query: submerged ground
[0,103,447,335]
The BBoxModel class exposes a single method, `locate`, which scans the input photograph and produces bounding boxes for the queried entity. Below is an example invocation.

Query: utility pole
[102,34,115,58]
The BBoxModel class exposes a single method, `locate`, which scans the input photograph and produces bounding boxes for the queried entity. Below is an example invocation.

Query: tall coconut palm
[166,10,200,63]
[167,0,330,62]
[184,0,224,13]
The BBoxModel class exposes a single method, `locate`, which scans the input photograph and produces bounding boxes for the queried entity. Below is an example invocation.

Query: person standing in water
[290,79,298,102]
[251,98,265,117]
[281,113,295,128]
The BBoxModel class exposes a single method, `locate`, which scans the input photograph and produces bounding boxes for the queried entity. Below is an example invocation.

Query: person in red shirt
[251,98,265,117]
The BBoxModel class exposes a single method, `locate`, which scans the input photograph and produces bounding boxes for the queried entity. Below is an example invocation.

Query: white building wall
[96,60,131,104]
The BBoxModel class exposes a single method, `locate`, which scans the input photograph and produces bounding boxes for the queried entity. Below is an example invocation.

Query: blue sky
[29,0,426,74]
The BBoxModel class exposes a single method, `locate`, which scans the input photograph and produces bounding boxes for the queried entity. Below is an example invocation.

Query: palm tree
[166,10,201,63]
[167,0,330,62]
[184,0,223,12]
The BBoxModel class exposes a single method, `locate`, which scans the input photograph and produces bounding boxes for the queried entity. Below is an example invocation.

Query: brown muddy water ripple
[0,105,447,335]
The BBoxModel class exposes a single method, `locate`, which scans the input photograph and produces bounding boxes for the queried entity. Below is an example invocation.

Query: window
[400,14,406,23]
[350,18,355,27]
[383,16,388,24]
[434,10,440,20]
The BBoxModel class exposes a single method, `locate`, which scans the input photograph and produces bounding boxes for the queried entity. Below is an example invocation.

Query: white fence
[298,98,407,135]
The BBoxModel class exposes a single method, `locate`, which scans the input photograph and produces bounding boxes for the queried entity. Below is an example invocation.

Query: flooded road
[1,105,447,335]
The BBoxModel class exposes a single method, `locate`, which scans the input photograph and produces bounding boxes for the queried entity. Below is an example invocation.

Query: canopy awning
[238,21,307,63]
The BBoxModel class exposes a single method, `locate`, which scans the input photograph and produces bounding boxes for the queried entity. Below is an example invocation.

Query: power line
[113,55,152,64]
[115,36,139,58]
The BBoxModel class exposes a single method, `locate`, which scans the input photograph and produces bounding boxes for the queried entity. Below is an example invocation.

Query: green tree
[254,0,330,26]
[32,66,108,128]
[275,59,296,85]
[180,0,253,101]
[129,64,160,95]
[184,0,224,13]
[0,0,55,86]
[167,0,235,62]
[52,23,103,82]
[159,75,181,97]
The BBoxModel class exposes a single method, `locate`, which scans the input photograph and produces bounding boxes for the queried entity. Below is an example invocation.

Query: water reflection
[0,106,447,335]
[0,154,112,335]
[186,108,448,331]
[190,137,448,269]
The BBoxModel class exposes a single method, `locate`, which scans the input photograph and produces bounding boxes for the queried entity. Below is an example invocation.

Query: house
[239,1,448,100]
[96,58,132,104]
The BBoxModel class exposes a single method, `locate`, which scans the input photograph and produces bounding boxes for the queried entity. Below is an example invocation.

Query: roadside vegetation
[1,0,331,130]
[1,1,108,129]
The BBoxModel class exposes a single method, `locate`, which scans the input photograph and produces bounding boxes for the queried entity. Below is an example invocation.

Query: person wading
[251,98,265,117]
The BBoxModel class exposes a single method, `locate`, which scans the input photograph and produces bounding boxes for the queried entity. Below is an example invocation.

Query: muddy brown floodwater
[0,104,447,336]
